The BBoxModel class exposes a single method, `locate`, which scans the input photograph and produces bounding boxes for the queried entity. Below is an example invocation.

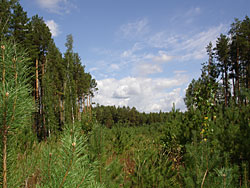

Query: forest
[0,0,250,187]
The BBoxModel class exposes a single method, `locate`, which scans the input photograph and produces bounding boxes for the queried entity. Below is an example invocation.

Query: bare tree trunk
[89,95,92,120]
[77,98,81,121]
[72,106,75,124]
[42,59,46,138]
[247,61,250,89]
[86,94,89,113]
[88,95,91,113]
[36,59,39,103]
[247,61,250,105]
[236,47,240,104]
[62,82,66,125]
[232,76,236,103]
[225,66,228,107]
[3,124,8,188]
[59,96,63,128]
[222,73,227,106]
[83,95,86,114]
[2,45,7,188]
[35,59,41,137]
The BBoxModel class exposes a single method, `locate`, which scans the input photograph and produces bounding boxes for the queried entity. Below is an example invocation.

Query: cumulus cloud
[94,75,188,112]
[91,19,228,112]
[113,81,141,99]
[36,0,75,14]
[45,20,60,37]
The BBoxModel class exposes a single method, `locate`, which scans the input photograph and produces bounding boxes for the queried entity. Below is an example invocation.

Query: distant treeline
[93,105,178,127]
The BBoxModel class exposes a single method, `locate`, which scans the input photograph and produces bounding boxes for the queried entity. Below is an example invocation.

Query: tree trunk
[77,98,81,121]
[89,95,92,120]
[35,59,41,137]
[222,72,226,106]
[36,59,39,102]
[236,47,240,104]
[62,82,66,125]
[86,95,89,113]
[88,95,91,113]
[3,125,8,188]
[1,45,7,188]
[247,60,250,89]
[225,66,228,107]
[42,59,46,138]
[232,76,236,103]
[83,95,86,114]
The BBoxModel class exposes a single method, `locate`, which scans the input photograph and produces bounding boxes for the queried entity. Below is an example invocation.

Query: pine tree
[229,16,250,104]
[215,34,231,106]
[25,14,52,138]
[43,40,64,136]
[238,17,250,95]
[39,123,104,188]
[9,1,30,44]
[229,19,241,103]
[63,34,75,124]
[0,0,17,40]
[0,41,34,187]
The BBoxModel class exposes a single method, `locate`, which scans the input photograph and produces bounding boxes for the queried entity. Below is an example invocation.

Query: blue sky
[21,0,250,112]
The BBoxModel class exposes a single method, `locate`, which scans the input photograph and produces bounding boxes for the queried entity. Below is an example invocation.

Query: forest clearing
[0,0,250,187]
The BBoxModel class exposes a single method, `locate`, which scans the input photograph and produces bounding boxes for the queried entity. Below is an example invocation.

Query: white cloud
[174,70,187,75]
[36,0,75,14]
[119,18,149,38]
[148,32,180,49]
[121,43,143,59]
[110,64,120,70]
[186,7,201,17]
[135,63,163,76]
[171,6,201,25]
[113,85,130,99]
[153,51,173,62]
[94,75,188,112]
[117,22,223,78]
[116,20,227,80]
[90,19,228,112]
[45,20,60,37]
[148,24,228,61]
[178,24,228,60]
[89,67,98,72]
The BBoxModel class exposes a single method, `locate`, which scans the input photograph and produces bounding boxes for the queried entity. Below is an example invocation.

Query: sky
[21,0,250,112]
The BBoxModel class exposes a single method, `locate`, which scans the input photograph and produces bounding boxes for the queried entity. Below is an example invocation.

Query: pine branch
[59,144,75,188]
[76,177,85,188]
[201,169,208,188]
[0,41,35,187]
